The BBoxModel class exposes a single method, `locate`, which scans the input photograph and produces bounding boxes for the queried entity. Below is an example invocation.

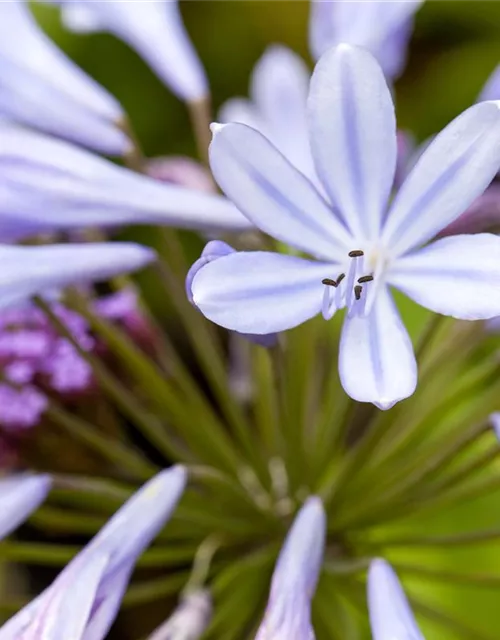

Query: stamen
[322,278,338,287]
[357,275,374,284]
[354,285,362,301]
[348,250,364,258]
[336,273,346,285]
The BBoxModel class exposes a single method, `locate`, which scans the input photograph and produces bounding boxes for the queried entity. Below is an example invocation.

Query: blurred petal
[389,234,500,320]
[0,474,51,539]
[24,551,109,640]
[60,0,207,102]
[148,590,212,640]
[438,184,500,237]
[146,156,214,193]
[256,497,326,640]
[308,45,397,240]
[219,97,263,131]
[0,126,251,240]
[250,46,315,180]
[490,413,500,442]
[368,558,425,640]
[0,2,127,155]
[339,286,417,409]
[0,242,155,311]
[209,123,352,260]
[383,102,500,256]
[309,0,423,78]
[191,251,335,334]
[478,64,500,102]
[0,467,187,639]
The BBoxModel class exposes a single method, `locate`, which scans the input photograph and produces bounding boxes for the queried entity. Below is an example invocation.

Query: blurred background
[11,2,500,637]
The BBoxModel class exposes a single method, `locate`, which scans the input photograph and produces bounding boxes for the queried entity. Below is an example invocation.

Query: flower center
[321,249,378,320]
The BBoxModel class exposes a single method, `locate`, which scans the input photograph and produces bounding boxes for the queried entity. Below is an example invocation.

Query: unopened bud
[148,589,212,640]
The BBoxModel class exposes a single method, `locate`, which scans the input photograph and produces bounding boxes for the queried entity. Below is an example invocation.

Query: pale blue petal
[339,286,417,409]
[0,126,251,240]
[185,240,235,304]
[209,123,352,260]
[490,413,500,442]
[478,64,500,102]
[0,242,155,311]
[187,242,279,348]
[89,466,187,573]
[0,474,51,539]
[60,0,208,102]
[250,46,315,181]
[309,1,423,77]
[308,44,397,240]
[368,559,425,640]
[219,98,264,131]
[255,497,326,640]
[383,102,500,257]
[389,234,500,320]
[191,251,336,334]
[25,551,109,640]
[0,2,126,154]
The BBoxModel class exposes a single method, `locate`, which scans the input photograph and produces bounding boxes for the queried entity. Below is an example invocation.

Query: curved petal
[309,0,423,74]
[368,559,425,640]
[0,2,127,154]
[0,474,51,539]
[0,125,251,240]
[250,45,315,180]
[191,251,336,334]
[61,0,207,102]
[0,242,155,311]
[383,102,500,256]
[209,123,352,260]
[256,497,326,640]
[186,240,235,304]
[339,286,417,409]
[478,64,500,102]
[27,551,109,640]
[0,2,121,120]
[308,44,397,240]
[389,234,500,320]
[218,97,263,131]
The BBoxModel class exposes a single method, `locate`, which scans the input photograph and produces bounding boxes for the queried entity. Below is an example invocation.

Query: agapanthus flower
[0,473,51,540]
[56,0,208,103]
[0,125,250,241]
[0,0,128,155]
[191,44,500,409]
[368,558,425,640]
[0,290,146,432]
[255,496,326,639]
[0,466,187,639]
[309,0,424,80]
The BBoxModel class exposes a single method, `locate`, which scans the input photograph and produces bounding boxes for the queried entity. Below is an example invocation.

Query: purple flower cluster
[0,290,142,432]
